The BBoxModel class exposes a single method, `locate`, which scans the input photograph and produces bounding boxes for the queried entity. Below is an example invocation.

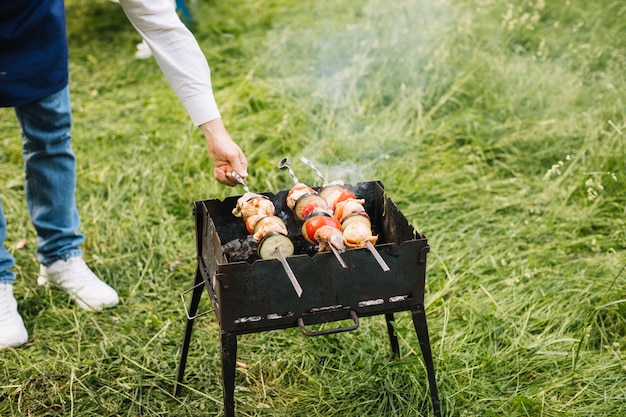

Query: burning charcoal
[222,236,257,262]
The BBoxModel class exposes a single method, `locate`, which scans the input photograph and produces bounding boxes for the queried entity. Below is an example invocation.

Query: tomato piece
[293,193,327,221]
[302,216,341,243]
[300,201,325,219]
[245,216,256,234]
[333,188,356,208]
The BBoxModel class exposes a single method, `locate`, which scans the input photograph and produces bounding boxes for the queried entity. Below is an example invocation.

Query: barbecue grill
[174,180,441,416]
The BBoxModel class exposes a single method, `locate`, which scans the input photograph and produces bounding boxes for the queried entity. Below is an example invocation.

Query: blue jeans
[0,86,83,285]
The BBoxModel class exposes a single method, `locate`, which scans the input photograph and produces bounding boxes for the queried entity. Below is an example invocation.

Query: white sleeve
[118,0,221,126]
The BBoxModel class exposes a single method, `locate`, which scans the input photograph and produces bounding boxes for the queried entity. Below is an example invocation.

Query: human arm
[117,0,248,185]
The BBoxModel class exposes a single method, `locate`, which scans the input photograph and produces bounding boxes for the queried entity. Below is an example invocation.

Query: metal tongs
[278,158,348,269]
[299,157,390,272]
[231,170,303,297]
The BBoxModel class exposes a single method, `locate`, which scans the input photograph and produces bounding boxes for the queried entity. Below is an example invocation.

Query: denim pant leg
[0,199,16,285]
[14,86,84,267]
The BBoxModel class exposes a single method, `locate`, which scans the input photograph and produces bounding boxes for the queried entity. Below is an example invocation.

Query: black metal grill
[174,181,441,416]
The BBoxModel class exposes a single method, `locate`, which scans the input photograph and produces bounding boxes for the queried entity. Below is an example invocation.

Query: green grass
[1,0,625,415]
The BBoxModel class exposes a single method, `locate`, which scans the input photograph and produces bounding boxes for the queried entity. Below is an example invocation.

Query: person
[0,0,248,350]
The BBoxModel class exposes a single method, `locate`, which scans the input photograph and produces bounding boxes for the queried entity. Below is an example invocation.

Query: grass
[1,0,625,415]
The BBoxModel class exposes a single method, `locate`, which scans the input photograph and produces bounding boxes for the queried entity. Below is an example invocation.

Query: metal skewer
[277,157,299,185]
[366,241,390,272]
[310,174,388,270]
[231,170,250,193]
[300,156,328,184]
[232,169,303,296]
[275,248,303,297]
[297,159,389,272]
[279,157,348,269]
[330,245,348,269]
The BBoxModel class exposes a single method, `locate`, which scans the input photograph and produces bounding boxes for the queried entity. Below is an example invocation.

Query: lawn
[1,0,625,416]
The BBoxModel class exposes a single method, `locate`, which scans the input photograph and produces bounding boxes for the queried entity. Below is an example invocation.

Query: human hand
[200,119,248,186]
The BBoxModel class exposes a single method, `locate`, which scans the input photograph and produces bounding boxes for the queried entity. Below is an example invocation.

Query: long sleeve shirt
[118,0,220,125]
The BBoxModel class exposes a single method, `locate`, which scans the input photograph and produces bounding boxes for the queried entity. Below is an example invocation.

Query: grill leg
[412,304,441,417]
[173,267,205,396]
[221,331,238,417]
[385,313,400,357]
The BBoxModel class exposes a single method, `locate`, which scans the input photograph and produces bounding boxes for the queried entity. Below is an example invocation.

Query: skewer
[298,157,391,272]
[300,156,327,184]
[232,169,304,295]
[277,157,299,185]
[279,157,349,269]
[231,170,250,193]
[366,241,390,272]
[275,248,303,297]
[330,245,348,269]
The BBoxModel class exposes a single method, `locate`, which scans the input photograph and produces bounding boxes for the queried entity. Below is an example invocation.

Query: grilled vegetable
[233,192,294,259]
[286,184,316,210]
[333,198,367,223]
[340,212,371,230]
[301,215,346,252]
[319,183,356,210]
[293,193,329,221]
[257,232,295,259]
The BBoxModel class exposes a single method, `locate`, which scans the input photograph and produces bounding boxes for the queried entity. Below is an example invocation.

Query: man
[0,0,248,349]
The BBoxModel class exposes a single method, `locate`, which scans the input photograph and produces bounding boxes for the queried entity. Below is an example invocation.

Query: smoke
[259,0,460,184]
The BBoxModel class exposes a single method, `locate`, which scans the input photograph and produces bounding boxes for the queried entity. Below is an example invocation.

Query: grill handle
[297,310,359,337]
[180,281,214,320]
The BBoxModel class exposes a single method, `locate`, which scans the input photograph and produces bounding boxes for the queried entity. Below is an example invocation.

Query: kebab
[300,157,357,211]
[299,157,390,272]
[319,180,357,211]
[333,197,378,248]
[278,158,348,268]
[231,171,303,297]
[284,183,346,252]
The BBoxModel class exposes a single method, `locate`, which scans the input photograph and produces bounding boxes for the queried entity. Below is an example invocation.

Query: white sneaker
[38,257,119,311]
[0,283,28,350]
